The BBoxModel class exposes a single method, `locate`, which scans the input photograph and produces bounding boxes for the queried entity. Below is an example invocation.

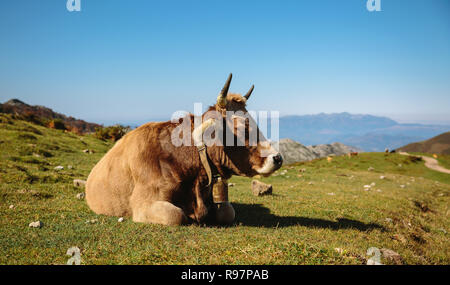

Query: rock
[76,193,85,200]
[400,185,405,189]
[85,219,98,224]
[9,205,14,209]
[73,179,86,188]
[29,221,43,228]
[82,149,94,154]
[368,167,374,171]
[380,248,402,265]
[366,259,383,265]
[251,180,273,196]
[334,248,344,254]
[327,192,335,196]
[379,176,385,180]
[228,183,235,187]
[68,165,73,170]
[54,165,64,171]
[385,218,393,223]
[118,217,124,223]
[308,182,314,185]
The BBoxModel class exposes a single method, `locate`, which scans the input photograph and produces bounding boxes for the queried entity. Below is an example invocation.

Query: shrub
[95,125,130,142]
[47,119,66,130]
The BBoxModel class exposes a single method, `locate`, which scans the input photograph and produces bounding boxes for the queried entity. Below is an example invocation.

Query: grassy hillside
[1,113,449,265]
[398,132,450,155]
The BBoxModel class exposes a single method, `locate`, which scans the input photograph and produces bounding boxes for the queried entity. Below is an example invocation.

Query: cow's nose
[273,153,283,166]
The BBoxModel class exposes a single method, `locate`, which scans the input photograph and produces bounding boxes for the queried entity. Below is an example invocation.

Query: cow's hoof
[215,202,235,225]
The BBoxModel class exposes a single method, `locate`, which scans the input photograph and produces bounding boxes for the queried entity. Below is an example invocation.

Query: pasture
[0,114,449,264]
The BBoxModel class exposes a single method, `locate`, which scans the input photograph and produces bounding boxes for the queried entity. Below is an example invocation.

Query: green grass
[1,113,449,265]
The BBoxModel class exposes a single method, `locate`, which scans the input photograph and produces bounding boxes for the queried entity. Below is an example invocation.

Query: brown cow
[85,74,283,226]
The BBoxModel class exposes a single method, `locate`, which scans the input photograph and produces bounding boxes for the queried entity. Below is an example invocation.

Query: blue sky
[0,0,449,125]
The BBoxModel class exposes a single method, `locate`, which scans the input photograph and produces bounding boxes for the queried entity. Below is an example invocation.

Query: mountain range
[277,113,450,152]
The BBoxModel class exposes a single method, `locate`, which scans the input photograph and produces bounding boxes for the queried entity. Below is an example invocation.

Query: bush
[95,125,130,142]
[47,119,66,130]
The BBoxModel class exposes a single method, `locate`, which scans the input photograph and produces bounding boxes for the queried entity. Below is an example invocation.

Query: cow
[85,74,283,226]
[347,152,358,157]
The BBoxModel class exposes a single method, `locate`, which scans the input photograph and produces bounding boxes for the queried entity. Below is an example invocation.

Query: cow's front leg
[130,184,187,226]
[132,200,187,226]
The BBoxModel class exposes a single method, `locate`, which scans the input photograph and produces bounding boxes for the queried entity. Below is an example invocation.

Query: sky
[0,0,449,126]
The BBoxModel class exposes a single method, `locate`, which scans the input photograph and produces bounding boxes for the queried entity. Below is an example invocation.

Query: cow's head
[193,74,283,177]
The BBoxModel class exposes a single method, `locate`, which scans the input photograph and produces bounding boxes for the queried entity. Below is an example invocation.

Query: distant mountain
[397,132,450,154]
[277,113,450,152]
[0,99,100,134]
[277,138,363,165]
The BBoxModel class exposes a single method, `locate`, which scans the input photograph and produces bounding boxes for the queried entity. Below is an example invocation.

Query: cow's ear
[217,73,232,108]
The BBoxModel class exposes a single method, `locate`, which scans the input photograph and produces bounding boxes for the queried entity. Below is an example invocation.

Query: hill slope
[0,99,100,134]
[398,132,450,154]
[0,114,449,265]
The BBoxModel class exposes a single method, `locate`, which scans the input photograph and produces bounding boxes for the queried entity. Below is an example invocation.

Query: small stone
[308,182,313,185]
[85,219,98,224]
[68,165,73,170]
[118,217,124,223]
[29,221,43,228]
[73,179,86,188]
[370,182,376,187]
[9,205,14,209]
[228,183,235,187]
[376,189,382,192]
[334,248,344,254]
[76,193,85,200]
[379,176,385,180]
[368,167,374,171]
[327,192,335,196]
[398,164,402,168]
[380,248,402,265]
[251,180,273,196]
[54,165,64,171]
[385,218,393,223]
[400,185,405,189]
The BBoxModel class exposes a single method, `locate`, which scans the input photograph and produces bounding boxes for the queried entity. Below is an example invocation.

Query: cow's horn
[192,118,216,146]
[244,85,254,100]
[217,73,232,108]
